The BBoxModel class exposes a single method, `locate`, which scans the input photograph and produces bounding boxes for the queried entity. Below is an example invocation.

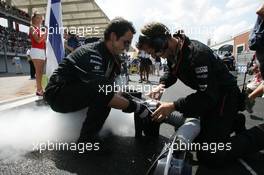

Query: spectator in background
[64,31,80,56]
[138,50,150,83]
[246,81,264,113]
[161,58,168,72]
[26,49,35,79]
[154,56,161,76]
[222,52,236,71]
[150,56,155,75]
[120,53,130,84]
[247,64,263,93]
[29,12,47,96]
[249,2,264,78]
[244,54,263,112]
[12,53,23,74]
[146,54,153,77]
[248,83,264,100]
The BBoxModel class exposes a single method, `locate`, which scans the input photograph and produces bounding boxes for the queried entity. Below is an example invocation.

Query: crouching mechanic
[137,22,264,167]
[44,18,153,145]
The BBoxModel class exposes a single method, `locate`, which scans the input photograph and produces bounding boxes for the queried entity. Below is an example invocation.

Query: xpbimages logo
[31,25,102,37]
[32,141,100,154]
[98,82,165,95]
[166,140,232,154]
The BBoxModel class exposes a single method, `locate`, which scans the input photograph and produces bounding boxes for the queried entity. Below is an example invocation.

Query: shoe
[232,113,246,134]
[257,123,264,132]
[36,90,44,96]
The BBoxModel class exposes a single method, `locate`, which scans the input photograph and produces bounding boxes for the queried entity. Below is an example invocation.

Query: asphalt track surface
[0,74,263,175]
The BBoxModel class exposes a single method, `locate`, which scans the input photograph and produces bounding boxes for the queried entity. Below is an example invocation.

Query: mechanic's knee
[49,103,71,113]
[176,118,201,144]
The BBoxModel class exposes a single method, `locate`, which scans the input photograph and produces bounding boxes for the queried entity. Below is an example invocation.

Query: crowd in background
[0,0,30,21]
[0,25,30,54]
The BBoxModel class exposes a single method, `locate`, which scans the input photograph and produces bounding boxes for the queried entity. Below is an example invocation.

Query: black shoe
[232,113,246,135]
[257,123,264,132]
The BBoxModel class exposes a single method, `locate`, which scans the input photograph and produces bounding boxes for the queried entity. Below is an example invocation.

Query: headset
[138,33,171,55]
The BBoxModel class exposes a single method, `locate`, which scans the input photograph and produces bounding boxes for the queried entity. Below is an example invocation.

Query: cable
[145,133,178,175]
[239,159,258,175]
[145,143,170,175]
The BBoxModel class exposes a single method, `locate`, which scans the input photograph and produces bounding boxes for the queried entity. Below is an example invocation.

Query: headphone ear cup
[151,37,167,53]
[137,35,151,49]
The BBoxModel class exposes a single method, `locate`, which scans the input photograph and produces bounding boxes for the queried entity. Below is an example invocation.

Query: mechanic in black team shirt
[137,22,264,167]
[44,18,153,144]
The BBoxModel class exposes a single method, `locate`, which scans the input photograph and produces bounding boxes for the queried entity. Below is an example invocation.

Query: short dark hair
[141,22,170,38]
[104,17,136,40]
[137,22,171,51]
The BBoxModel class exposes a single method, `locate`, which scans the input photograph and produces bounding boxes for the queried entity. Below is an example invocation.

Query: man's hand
[146,84,165,100]
[152,102,175,122]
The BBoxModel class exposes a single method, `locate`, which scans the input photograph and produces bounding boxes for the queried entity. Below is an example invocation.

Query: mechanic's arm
[173,57,219,116]
[152,55,219,121]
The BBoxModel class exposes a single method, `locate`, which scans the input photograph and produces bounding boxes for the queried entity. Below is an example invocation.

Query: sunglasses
[154,41,168,57]
[123,40,131,50]
[124,40,131,46]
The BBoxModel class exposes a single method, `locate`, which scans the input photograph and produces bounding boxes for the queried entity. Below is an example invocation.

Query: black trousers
[256,49,264,78]
[28,60,35,78]
[44,76,115,140]
[196,88,264,167]
[79,105,111,139]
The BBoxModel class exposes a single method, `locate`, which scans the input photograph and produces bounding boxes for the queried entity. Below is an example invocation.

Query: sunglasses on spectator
[123,40,131,50]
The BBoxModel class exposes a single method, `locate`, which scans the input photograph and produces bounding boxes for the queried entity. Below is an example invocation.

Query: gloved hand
[121,92,158,122]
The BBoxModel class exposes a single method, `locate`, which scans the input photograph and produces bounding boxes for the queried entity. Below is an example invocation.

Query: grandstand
[0,0,110,73]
